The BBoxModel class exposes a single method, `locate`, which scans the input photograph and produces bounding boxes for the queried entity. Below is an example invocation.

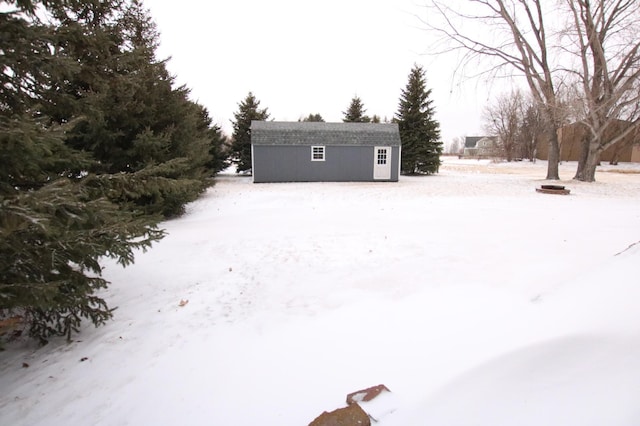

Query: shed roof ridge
[251,120,399,132]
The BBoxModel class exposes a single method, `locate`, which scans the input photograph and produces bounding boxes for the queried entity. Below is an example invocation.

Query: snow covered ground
[2,158,640,425]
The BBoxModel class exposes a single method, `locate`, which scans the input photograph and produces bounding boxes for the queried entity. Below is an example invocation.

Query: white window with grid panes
[377,148,388,165]
[311,146,325,161]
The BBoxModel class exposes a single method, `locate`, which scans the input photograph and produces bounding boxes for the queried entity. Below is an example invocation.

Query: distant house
[536,121,640,163]
[250,121,401,183]
[463,136,499,158]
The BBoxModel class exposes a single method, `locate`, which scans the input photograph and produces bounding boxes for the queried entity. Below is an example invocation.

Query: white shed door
[373,146,392,180]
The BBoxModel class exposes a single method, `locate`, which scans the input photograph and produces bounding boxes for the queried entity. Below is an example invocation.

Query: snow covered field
[2,158,640,425]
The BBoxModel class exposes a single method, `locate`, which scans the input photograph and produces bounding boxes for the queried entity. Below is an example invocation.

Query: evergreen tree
[0,3,163,342]
[0,0,221,343]
[300,113,325,122]
[207,123,231,173]
[60,0,218,217]
[342,96,371,122]
[396,65,442,174]
[230,92,269,173]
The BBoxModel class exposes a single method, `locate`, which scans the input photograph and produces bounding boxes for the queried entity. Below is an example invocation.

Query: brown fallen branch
[614,240,640,257]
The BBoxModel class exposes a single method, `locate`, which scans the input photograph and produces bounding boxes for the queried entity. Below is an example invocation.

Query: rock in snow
[310,384,399,424]
[309,403,370,426]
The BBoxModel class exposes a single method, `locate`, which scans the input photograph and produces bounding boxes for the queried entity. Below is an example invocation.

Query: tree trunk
[609,144,621,165]
[574,139,600,182]
[574,136,589,180]
[546,128,560,180]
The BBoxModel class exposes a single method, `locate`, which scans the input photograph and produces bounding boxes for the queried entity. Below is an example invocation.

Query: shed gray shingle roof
[251,121,401,146]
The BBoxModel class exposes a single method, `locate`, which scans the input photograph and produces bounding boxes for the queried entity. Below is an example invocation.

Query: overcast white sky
[144,0,496,143]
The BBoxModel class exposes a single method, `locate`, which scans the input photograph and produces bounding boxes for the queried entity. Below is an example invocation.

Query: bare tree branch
[421,0,565,179]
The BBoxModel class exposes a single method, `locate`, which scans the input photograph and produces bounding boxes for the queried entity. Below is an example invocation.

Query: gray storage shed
[251,121,401,183]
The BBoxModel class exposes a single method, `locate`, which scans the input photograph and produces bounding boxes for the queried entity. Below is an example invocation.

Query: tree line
[229,65,443,176]
[0,0,226,343]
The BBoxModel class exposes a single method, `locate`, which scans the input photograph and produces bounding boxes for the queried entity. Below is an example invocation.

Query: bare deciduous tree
[518,98,548,162]
[424,0,565,179]
[563,0,640,181]
[448,135,464,155]
[483,90,524,161]
[425,0,640,182]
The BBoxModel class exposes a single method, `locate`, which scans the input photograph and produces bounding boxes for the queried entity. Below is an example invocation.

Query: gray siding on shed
[252,145,400,183]
[251,121,401,183]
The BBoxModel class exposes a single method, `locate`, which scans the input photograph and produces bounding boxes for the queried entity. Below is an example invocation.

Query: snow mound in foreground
[385,245,640,425]
[388,334,640,425]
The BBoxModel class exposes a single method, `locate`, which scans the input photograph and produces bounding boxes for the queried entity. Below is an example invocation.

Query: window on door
[312,146,325,161]
[377,148,387,165]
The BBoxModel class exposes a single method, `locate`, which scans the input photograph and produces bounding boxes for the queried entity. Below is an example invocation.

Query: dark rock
[308,404,371,426]
[346,384,391,405]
